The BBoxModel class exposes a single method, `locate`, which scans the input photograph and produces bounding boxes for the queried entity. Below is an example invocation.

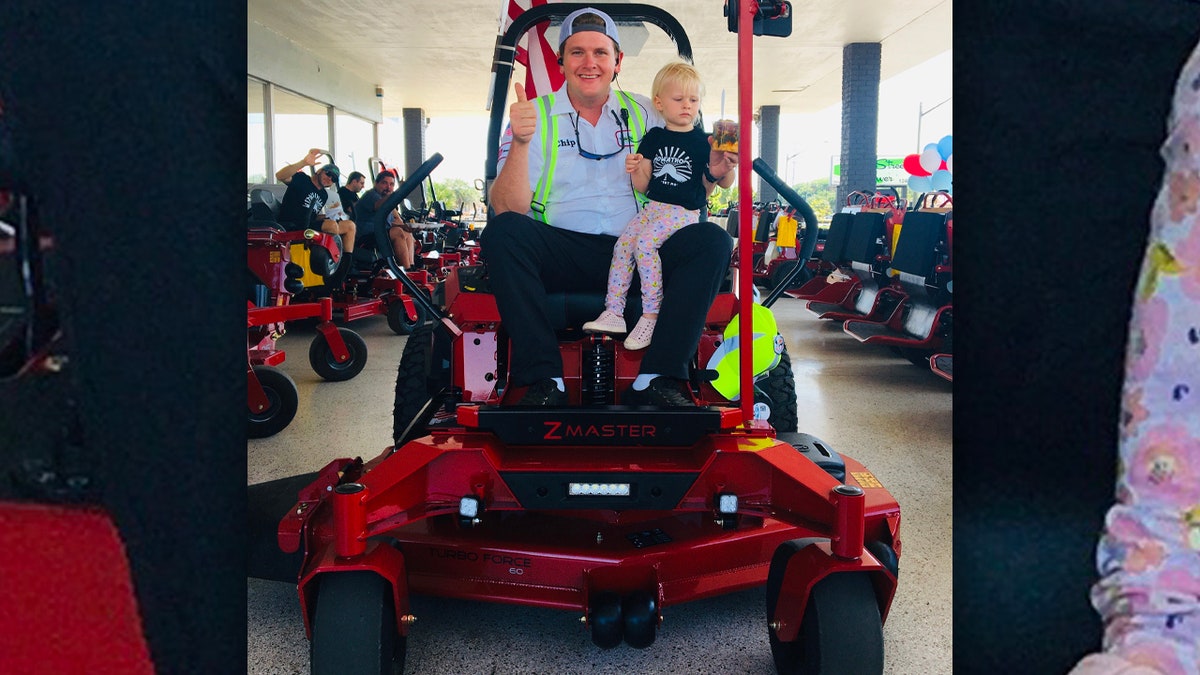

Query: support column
[402,107,427,208]
[757,105,780,202]
[837,43,880,206]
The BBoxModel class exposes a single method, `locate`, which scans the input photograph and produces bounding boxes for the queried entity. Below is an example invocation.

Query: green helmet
[705,302,785,400]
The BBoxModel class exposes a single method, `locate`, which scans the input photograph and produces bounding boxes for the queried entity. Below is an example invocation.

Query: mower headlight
[568,482,631,497]
[458,496,481,519]
[717,493,739,515]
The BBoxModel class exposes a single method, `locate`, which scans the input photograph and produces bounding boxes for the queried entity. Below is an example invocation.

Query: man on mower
[275,148,357,257]
[484,7,736,407]
[354,170,417,269]
[339,170,366,217]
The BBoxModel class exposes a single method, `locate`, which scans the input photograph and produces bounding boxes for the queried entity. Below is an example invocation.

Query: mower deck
[282,406,900,645]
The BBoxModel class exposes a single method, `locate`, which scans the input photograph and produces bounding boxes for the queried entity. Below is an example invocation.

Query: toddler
[583,61,736,349]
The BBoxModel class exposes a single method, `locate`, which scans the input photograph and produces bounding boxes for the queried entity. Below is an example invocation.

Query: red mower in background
[267,3,900,674]
[250,156,437,337]
[368,157,482,300]
[247,198,370,439]
[747,202,811,289]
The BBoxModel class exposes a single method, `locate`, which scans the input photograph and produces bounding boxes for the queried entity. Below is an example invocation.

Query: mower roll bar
[372,152,451,327]
[484,3,694,198]
[752,158,819,308]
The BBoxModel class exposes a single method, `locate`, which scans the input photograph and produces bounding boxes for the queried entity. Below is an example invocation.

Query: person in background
[275,148,356,256]
[353,170,416,269]
[339,171,365,218]
[1068,37,1199,675]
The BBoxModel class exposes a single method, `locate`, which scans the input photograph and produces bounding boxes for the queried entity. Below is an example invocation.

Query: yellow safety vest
[529,91,647,223]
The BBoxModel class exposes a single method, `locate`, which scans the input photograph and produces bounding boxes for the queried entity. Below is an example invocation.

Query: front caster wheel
[588,591,623,650]
[386,297,427,335]
[622,590,658,649]
[310,571,405,675]
[309,327,368,381]
[247,366,298,439]
[767,541,883,674]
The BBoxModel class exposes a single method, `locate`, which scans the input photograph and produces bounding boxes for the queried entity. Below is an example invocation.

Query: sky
[381,49,952,187]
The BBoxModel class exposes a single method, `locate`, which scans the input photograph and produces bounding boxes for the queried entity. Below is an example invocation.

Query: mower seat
[806,211,903,323]
[533,291,643,333]
[248,187,280,222]
[432,200,461,221]
[449,267,640,333]
[724,206,740,237]
[785,211,856,301]
[843,210,952,349]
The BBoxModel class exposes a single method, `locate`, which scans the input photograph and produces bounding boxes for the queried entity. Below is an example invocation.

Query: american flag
[499,0,565,98]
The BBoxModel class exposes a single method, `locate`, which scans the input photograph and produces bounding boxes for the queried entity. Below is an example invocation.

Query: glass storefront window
[247,79,267,185]
[334,112,374,179]
[272,88,329,181]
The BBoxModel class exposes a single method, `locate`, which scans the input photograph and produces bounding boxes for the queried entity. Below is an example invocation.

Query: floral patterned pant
[1078,39,1200,675]
[603,201,699,315]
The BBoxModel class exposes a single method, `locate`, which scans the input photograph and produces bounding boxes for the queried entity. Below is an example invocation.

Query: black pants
[481,211,732,385]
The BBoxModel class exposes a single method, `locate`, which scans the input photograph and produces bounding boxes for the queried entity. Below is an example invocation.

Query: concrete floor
[247,297,952,674]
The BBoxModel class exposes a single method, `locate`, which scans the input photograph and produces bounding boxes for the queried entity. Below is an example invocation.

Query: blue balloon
[923,142,939,155]
[937,135,953,160]
[907,175,933,193]
[930,169,952,192]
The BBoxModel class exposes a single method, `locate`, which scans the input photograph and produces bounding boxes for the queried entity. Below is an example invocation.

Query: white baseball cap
[557,7,621,51]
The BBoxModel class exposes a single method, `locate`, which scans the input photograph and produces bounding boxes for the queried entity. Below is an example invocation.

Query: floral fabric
[603,200,699,315]
[1078,39,1200,675]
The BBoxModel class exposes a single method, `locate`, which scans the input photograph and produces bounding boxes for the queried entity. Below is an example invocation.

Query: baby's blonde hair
[652,61,704,100]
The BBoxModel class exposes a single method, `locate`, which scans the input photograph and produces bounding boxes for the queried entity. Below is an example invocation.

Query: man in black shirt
[275,148,357,255]
[338,171,365,219]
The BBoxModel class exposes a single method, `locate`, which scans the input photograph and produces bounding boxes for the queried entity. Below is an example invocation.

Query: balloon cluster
[902,135,952,194]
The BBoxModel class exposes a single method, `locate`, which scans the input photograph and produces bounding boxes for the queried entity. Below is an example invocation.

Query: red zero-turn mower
[247,212,369,438]
[275,4,900,674]
[283,155,436,337]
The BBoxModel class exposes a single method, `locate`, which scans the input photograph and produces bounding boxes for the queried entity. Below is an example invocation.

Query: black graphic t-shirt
[278,171,327,231]
[637,126,711,211]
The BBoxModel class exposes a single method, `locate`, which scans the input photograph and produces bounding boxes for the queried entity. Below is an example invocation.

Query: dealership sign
[830,158,907,186]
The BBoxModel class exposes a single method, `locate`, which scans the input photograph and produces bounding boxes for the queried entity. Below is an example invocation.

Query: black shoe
[621,377,695,407]
[517,379,568,406]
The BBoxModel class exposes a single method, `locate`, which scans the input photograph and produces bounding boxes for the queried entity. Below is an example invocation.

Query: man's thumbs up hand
[509,82,537,145]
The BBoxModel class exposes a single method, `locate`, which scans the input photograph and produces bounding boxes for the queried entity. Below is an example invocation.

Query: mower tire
[392,322,450,445]
[770,260,812,292]
[757,347,798,432]
[247,365,298,439]
[589,591,623,650]
[767,541,883,675]
[309,327,368,382]
[386,297,427,336]
[310,571,404,675]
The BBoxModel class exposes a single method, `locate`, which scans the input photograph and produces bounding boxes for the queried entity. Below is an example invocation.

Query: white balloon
[919,147,941,174]
[946,154,953,174]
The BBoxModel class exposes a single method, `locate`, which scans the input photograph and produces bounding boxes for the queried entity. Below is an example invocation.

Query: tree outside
[789,178,836,221]
[429,178,486,221]
[709,178,835,222]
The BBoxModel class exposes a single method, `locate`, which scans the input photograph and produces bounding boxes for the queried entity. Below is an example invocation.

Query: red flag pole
[737,0,756,424]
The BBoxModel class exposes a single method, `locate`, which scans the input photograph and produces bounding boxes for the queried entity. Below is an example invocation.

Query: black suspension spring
[582,336,615,405]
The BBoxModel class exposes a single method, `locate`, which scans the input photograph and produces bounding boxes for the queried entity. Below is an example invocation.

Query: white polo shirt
[498,87,664,237]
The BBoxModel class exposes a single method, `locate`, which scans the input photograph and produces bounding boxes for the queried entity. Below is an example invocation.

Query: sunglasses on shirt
[571,112,630,161]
